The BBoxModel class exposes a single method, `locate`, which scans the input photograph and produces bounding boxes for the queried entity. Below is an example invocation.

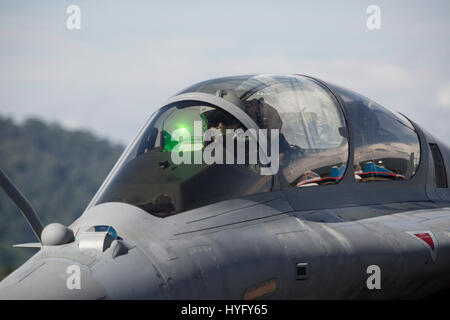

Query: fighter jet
[1,74,449,299]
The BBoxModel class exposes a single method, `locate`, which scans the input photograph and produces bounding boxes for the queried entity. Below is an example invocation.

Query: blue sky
[0,1,449,144]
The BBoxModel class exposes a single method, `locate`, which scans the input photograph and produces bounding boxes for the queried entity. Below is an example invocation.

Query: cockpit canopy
[91,74,421,217]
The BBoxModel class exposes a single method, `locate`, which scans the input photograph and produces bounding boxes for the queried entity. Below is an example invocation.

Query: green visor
[161,109,208,152]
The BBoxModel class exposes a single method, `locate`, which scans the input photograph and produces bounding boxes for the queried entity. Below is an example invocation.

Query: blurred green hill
[0,115,124,280]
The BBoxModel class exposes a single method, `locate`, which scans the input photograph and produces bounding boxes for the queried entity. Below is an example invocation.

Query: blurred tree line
[0,115,123,280]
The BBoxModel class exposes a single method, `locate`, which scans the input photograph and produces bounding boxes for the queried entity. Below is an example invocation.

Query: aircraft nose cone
[0,259,106,300]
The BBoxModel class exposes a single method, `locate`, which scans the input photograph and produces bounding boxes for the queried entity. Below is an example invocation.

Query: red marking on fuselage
[414,233,435,251]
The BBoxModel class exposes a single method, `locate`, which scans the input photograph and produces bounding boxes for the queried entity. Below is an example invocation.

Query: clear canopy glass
[92,75,350,216]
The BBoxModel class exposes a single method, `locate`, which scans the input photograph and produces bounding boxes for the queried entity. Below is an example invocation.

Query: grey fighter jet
[1,74,450,299]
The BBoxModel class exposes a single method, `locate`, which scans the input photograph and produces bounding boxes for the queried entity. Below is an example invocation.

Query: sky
[0,1,449,145]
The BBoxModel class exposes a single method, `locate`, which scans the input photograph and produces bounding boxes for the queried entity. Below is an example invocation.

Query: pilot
[243,97,296,164]
[215,88,283,135]
[213,89,297,169]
